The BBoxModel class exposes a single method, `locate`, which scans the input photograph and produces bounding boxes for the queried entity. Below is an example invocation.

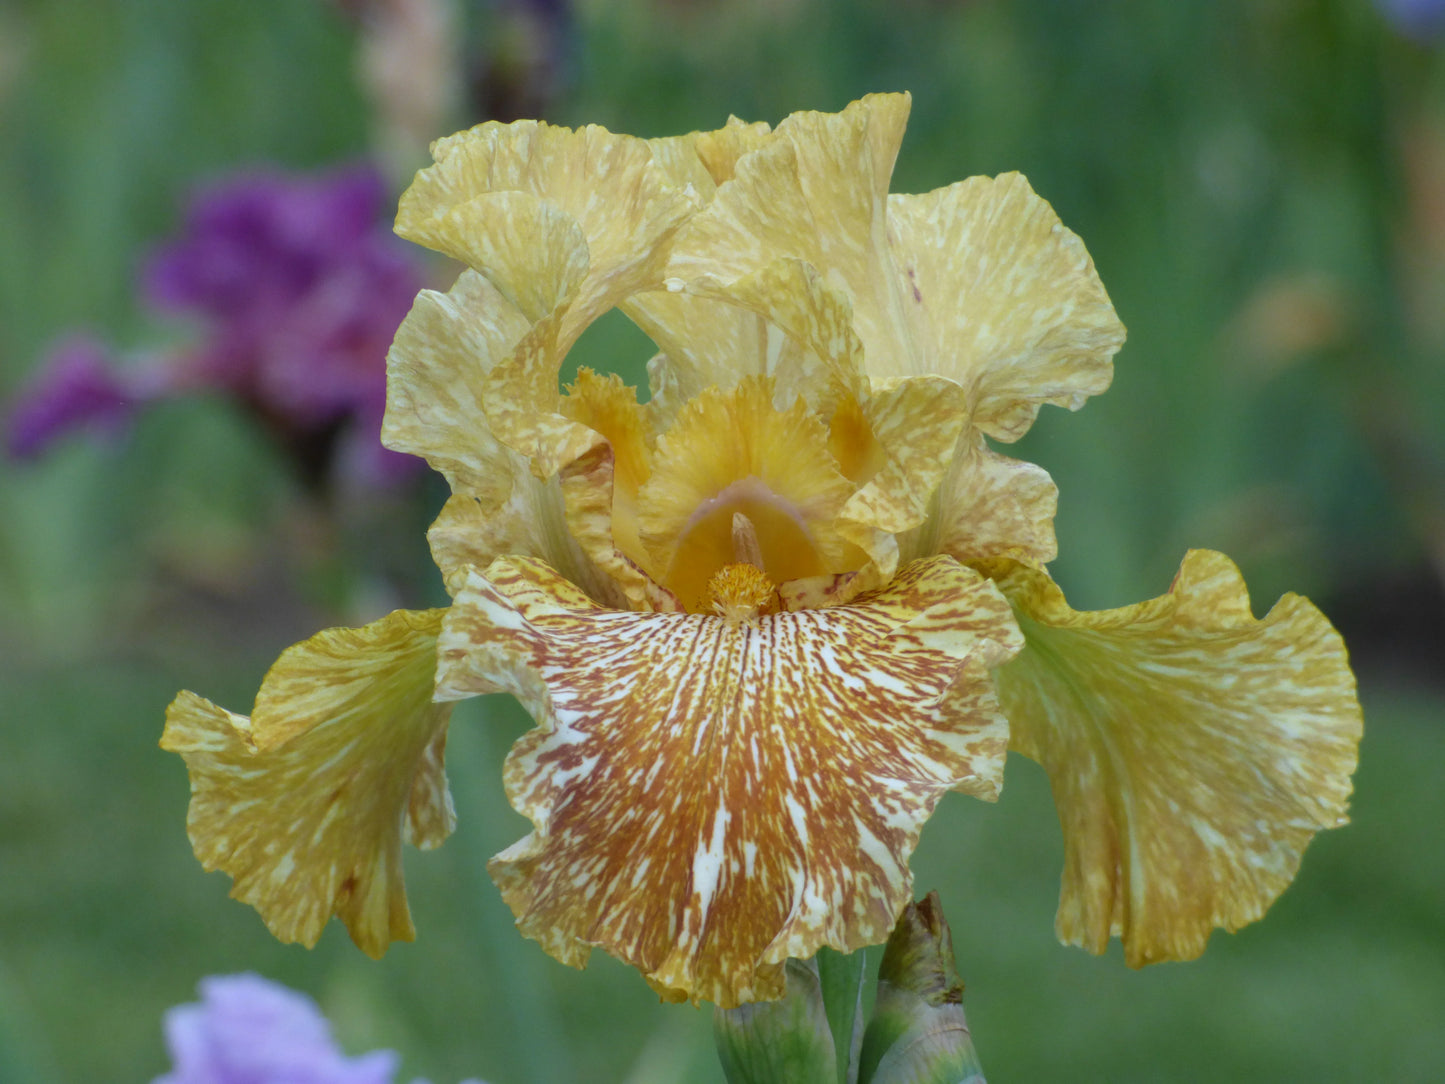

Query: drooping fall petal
[433,555,1021,1007]
[160,609,454,958]
[987,552,1362,966]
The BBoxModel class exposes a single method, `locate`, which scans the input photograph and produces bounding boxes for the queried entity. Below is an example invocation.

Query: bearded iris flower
[162,94,1362,1007]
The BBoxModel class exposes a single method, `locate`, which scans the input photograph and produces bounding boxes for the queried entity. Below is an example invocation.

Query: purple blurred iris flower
[154,973,485,1084]
[5,334,144,459]
[6,164,426,486]
[1377,0,1445,39]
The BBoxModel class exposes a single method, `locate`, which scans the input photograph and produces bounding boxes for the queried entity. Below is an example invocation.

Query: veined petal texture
[161,609,453,958]
[989,552,1362,966]
[434,555,1021,1007]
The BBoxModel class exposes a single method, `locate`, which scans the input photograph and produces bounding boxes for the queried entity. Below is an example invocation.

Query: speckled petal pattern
[989,553,1362,966]
[161,609,453,958]
[433,555,1021,1006]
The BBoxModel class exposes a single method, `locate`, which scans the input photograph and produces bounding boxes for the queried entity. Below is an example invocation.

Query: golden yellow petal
[561,369,652,500]
[426,457,634,612]
[896,433,1059,568]
[398,119,694,345]
[160,609,453,958]
[560,369,653,574]
[886,173,1126,439]
[669,95,921,382]
[382,269,530,502]
[648,117,773,200]
[433,554,1021,1007]
[637,376,864,610]
[835,376,970,538]
[988,553,1362,966]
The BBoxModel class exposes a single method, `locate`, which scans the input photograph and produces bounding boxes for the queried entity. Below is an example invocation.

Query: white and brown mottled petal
[160,609,453,958]
[988,553,1362,967]
[433,555,1021,1007]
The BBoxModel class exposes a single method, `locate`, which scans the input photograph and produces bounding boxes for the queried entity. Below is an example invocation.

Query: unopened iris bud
[714,958,838,1084]
[857,892,985,1084]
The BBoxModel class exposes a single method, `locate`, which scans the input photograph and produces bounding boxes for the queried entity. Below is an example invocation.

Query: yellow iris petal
[396,120,695,481]
[160,609,454,958]
[433,554,1021,1007]
[382,269,528,503]
[886,173,1125,439]
[637,376,865,609]
[648,115,775,200]
[897,432,1060,568]
[398,120,692,342]
[670,94,919,381]
[987,553,1362,966]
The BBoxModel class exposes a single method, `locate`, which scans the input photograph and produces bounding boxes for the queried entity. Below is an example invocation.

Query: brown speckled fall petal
[160,609,453,958]
[433,555,1021,1007]
[988,552,1362,966]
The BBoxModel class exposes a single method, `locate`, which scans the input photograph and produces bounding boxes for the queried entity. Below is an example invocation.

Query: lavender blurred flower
[1378,0,1445,39]
[5,334,148,458]
[6,164,427,487]
[154,973,398,1084]
[155,973,486,1084]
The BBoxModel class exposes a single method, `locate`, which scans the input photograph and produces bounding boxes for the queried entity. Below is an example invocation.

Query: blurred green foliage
[2,0,1443,1081]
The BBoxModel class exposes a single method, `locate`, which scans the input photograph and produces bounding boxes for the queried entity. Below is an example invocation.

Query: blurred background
[2,0,1443,1080]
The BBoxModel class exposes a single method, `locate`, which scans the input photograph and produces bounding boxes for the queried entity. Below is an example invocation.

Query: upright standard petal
[396,119,695,478]
[382,269,528,502]
[397,120,693,342]
[434,555,1021,1007]
[668,95,920,381]
[886,173,1125,439]
[161,609,453,958]
[987,553,1362,966]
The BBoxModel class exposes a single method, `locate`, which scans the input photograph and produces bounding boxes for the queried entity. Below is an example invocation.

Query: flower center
[663,478,827,612]
[705,563,778,628]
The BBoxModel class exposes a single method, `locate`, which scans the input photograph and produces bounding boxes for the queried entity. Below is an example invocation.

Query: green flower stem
[816,946,868,1084]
